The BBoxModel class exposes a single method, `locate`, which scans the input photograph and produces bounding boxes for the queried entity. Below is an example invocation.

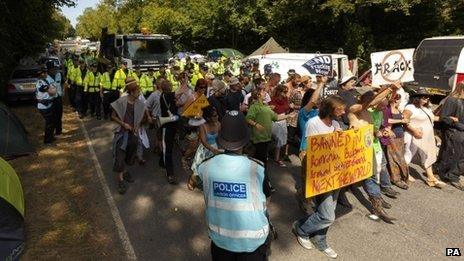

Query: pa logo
[446,248,461,256]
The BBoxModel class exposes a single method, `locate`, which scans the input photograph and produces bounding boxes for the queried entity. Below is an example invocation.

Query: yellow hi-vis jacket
[84,71,101,92]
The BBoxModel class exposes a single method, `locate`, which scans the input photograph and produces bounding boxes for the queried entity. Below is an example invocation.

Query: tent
[247,37,288,58]
[0,157,25,261]
[0,103,34,160]
[206,48,245,60]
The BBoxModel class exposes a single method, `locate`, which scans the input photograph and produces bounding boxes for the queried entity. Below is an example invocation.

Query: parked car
[6,66,39,103]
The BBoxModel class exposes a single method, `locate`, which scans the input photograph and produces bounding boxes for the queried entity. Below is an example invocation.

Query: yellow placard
[305,125,374,198]
[182,94,210,117]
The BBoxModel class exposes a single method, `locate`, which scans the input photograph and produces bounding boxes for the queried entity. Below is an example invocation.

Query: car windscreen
[12,69,38,79]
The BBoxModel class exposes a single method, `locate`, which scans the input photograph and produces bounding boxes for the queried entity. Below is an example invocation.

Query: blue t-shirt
[298,107,319,151]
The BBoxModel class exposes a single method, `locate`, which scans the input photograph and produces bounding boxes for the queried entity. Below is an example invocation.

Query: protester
[145,78,163,153]
[36,66,57,145]
[189,106,222,190]
[269,84,291,166]
[159,79,180,185]
[190,110,271,261]
[348,87,399,223]
[292,95,346,259]
[110,77,149,194]
[288,76,306,145]
[244,78,271,107]
[181,79,208,170]
[224,76,245,111]
[403,89,446,188]
[336,74,358,129]
[285,73,301,99]
[246,89,291,195]
[382,93,410,190]
[435,82,464,190]
[208,79,228,121]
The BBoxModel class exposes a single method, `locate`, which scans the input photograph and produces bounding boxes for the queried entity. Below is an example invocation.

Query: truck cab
[114,33,173,71]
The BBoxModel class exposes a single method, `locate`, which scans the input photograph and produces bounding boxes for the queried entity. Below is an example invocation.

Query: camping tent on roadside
[247,37,288,58]
[0,103,34,160]
[0,157,25,261]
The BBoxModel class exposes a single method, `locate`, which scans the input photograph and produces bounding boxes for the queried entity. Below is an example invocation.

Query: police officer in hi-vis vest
[100,63,116,119]
[190,111,271,260]
[84,63,101,119]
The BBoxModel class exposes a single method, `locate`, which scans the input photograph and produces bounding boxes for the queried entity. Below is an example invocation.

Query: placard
[182,94,209,117]
[302,55,333,76]
[371,49,415,86]
[305,125,374,198]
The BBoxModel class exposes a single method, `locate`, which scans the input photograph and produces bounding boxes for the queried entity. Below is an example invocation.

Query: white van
[247,53,350,81]
[413,36,464,94]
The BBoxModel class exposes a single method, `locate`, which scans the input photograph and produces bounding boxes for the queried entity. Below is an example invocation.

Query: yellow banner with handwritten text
[305,125,374,198]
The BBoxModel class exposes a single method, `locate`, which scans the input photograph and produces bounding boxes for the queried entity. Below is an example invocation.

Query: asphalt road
[83,117,464,261]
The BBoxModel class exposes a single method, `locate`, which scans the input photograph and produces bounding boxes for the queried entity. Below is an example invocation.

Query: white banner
[371,48,415,86]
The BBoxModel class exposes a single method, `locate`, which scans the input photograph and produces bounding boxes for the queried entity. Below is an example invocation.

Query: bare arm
[199,125,219,154]
[303,81,325,112]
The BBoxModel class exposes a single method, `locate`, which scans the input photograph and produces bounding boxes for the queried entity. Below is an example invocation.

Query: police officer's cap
[216,111,250,151]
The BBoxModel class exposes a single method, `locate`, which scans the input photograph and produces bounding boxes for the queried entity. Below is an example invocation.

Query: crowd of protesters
[34,49,464,260]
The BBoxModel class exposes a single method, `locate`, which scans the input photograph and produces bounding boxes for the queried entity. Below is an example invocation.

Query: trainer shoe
[292,221,314,250]
[322,247,338,259]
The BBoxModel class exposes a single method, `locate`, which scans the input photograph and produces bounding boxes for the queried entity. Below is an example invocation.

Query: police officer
[36,66,57,145]
[67,57,79,110]
[84,63,101,119]
[100,64,116,119]
[113,61,128,95]
[140,68,155,98]
[46,63,63,135]
[190,111,271,260]
[75,59,88,118]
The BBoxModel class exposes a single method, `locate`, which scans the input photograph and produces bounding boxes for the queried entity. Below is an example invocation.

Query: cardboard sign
[182,94,209,117]
[302,55,333,76]
[305,125,374,198]
[371,49,414,86]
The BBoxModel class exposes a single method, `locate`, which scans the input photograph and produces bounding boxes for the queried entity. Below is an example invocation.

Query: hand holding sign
[302,55,333,76]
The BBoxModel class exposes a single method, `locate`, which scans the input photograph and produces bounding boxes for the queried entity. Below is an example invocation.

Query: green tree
[76,3,118,40]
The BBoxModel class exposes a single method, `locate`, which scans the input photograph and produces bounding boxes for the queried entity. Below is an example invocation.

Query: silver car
[6,66,39,102]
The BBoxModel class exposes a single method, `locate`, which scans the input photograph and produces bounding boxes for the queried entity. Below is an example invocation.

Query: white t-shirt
[305,116,341,138]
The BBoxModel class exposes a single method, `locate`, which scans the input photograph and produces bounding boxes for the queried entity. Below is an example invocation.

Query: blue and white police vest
[36,79,53,110]
[197,154,269,252]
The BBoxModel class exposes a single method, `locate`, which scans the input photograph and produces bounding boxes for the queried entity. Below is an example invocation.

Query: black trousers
[161,124,177,177]
[52,96,63,134]
[88,92,102,117]
[211,237,270,261]
[76,86,88,116]
[253,141,273,197]
[68,84,77,109]
[103,90,119,118]
[39,108,55,144]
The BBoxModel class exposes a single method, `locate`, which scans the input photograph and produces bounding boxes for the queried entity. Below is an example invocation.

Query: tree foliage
[75,0,463,61]
[0,0,76,101]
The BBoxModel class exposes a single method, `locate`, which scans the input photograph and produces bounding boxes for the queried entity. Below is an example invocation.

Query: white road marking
[79,119,138,260]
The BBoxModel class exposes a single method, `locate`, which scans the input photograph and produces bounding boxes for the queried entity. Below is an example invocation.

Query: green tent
[206,48,245,60]
[0,157,25,261]
[0,102,34,160]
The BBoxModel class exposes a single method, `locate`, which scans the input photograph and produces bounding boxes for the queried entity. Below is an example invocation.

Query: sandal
[274,160,286,167]
[426,178,445,189]
[281,154,291,162]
